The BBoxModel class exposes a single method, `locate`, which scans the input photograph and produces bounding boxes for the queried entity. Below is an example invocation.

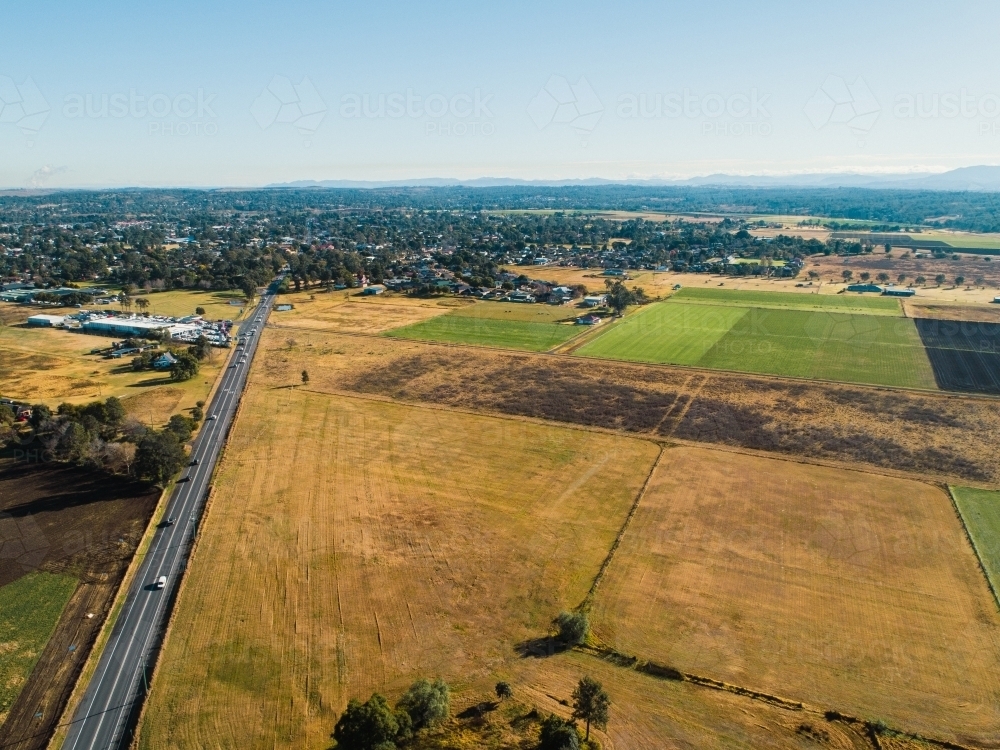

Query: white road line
[67,296,274,750]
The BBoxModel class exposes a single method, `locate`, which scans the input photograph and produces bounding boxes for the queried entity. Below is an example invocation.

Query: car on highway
[154,575,166,590]
[207,414,216,420]
[190,458,199,466]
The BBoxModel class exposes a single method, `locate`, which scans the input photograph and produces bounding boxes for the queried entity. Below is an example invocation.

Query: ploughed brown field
[0,456,159,750]
[588,445,1000,746]
[256,328,1000,483]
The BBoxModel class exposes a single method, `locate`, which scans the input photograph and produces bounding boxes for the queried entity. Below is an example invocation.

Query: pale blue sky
[0,0,997,187]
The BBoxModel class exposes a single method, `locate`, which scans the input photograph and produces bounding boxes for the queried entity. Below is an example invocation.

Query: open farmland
[384,300,582,351]
[672,286,904,314]
[588,445,1000,745]
[0,572,77,726]
[257,329,999,482]
[952,487,1000,597]
[572,302,749,365]
[269,288,456,333]
[512,650,884,750]
[576,300,937,389]
[915,318,1000,394]
[0,457,160,749]
[139,360,660,749]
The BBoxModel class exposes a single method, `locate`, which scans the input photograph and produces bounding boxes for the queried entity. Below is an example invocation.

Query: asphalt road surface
[62,284,278,750]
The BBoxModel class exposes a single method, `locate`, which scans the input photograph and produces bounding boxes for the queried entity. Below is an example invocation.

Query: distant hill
[270,166,1000,192]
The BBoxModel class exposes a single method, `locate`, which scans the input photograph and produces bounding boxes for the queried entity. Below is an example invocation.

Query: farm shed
[27,314,67,327]
[846,283,884,293]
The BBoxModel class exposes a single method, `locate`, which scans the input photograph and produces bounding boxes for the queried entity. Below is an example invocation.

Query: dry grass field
[0,307,225,425]
[118,288,250,320]
[589,445,1000,745]
[255,329,1000,483]
[269,288,458,333]
[139,346,660,749]
[511,652,884,750]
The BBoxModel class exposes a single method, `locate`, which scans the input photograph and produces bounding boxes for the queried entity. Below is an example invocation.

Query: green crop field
[384,301,581,351]
[952,487,1000,595]
[576,300,937,389]
[672,286,903,315]
[575,302,749,365]
[0,572,78,722]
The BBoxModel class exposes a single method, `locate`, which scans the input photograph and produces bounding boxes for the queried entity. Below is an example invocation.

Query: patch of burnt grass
[341,351,997,481]
[673,399,990,481]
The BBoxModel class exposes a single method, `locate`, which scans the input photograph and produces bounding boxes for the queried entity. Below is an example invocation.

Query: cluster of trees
[332,678,450,750]
[331,673,609,750]
[0,395,199,485]
[603,279,647,315]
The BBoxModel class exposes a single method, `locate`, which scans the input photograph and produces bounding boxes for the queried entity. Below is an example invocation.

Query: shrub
[397,678,450,731]
[332,693,411,750]
[539,714,580,750]
[556,611,589,645]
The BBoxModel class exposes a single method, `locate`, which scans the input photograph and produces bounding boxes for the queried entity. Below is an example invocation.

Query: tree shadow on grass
[126,376,177,388]
[516,636,569,659]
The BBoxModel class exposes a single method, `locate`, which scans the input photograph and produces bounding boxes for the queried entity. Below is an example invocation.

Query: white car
[155,575,166,590]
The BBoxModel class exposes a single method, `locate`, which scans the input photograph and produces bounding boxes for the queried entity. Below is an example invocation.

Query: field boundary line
[268,322,1000,401]
[296,385,1000,491]
[946,485,1000,611]
[581,446,665,610]
[575,644,978,750]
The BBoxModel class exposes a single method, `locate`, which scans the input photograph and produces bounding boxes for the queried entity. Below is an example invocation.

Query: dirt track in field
[256,329,1000,484]
[588,445,1000,746]
[138,380,659,749]
[0,457,159,750]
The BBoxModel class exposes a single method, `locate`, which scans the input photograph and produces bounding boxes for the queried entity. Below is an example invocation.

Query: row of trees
[840,269,983,286]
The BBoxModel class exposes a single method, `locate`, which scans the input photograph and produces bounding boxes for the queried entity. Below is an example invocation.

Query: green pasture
[384,301,581,351]
[0,572,78,718]
[575,299,936,389]
[672,287,903,315]
[952,487,1000,597]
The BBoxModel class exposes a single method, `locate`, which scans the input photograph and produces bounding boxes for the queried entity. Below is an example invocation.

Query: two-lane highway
[62,284,278,750]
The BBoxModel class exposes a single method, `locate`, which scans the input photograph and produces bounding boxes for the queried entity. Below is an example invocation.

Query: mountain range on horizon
[269,165,1000,192]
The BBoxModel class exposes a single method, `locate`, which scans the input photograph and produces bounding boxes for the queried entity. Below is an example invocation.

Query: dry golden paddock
[138,290,1000,749]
